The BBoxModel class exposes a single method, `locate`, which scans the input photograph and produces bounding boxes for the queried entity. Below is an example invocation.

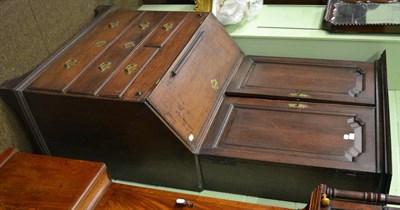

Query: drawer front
[98,12,193,98]
[66,12,167,95]
[98,46,158,98]
[28,10,141,93]
[143,12,188,48]
[227,56,375,105]
[202,97,377,172]
[123,12,208,101]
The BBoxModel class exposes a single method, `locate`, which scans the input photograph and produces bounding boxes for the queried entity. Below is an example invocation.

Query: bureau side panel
[22,91,200,191]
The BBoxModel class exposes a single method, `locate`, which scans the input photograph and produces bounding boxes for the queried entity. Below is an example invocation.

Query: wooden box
[200,54,391,201]
[0,8,391,202]
[0,8,243,191]
[0,148,111,209]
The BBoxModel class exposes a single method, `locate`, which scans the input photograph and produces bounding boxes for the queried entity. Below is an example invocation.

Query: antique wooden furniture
[200,54,391,201]
[0,8,391,202]
[0,148,111,209]
[0,8,243,192]
[306,184,400,210]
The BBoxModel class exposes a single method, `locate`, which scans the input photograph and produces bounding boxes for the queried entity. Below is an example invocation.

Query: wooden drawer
[227,56,376,105]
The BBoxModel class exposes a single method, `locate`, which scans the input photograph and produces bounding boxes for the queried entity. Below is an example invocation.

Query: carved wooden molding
[344,117,364,162]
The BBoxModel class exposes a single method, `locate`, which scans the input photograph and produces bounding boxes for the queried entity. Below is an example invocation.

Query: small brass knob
[321,194,330,206]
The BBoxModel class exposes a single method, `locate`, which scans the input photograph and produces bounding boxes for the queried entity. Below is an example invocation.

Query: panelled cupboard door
[227,56,376,105]
[202,97,378,173]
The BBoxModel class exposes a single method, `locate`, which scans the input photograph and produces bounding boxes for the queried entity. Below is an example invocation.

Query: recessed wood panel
[227,56,375,105]
[202,97,376,172]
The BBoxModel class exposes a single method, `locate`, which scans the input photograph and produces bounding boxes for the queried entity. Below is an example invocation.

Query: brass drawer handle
[98,61,112,72]
[289,90,309,98]
[123,41,135,49]
[288,103,307,109]
[64,59,77,69]
[210,79,219,91]
[163,22,173,31]
[139,21,150,30]
[108,21,119,29]
[124,63,138,75]
[96,40,108,47]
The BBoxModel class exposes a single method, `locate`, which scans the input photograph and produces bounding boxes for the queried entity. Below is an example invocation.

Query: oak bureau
[0,7,391,202]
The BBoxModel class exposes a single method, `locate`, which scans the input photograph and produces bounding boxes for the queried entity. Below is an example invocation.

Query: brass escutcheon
[139,21,150,30]
[210,79,219,91]
[108,21,119,29]
[96,40,108,47]
[123,41,135,49]
[64,59,77,69]
[124,63,138,75]
[162,23,174,31]
[98,61,112,72]
[288,103,308,109]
